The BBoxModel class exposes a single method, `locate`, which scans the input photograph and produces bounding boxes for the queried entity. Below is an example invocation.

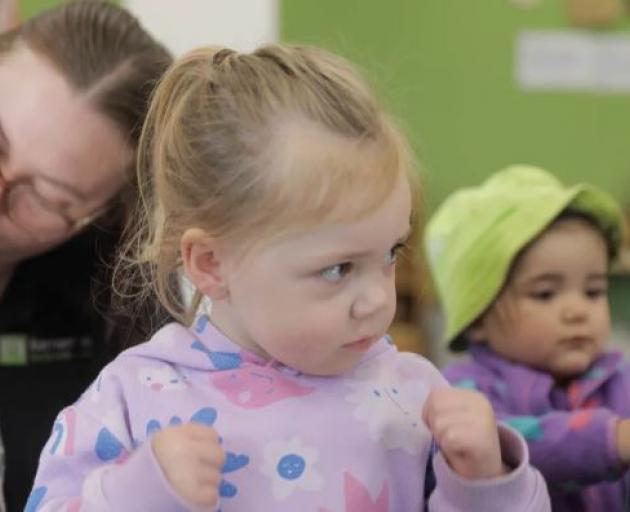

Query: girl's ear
[181,228,229,300]
[466,317,487,344]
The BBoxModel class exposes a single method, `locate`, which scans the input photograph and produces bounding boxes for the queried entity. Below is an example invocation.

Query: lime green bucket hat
[424,164,626,351]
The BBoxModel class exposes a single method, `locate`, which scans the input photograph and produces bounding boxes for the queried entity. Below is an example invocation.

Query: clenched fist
[422,387,507,480]
[152,422,225,509]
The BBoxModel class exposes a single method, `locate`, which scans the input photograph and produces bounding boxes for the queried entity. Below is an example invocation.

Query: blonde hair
[117,44,416,324]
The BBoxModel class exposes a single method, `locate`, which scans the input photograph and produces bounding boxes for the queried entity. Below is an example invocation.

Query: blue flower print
[219,452,250,498]
[454,378,478,390]
[190,407,217,426]
[95,428,127,462]
[145,407,250,499]
[24,486,46,512]
[191,340,242,370]
[585,367,605,380]
[261,436,323,500]
[195,314,210,333]
[146,416,182,437]
[505,416,544,441]
[277,454,306,480]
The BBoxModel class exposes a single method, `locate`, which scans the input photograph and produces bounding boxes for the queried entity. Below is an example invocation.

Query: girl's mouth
[344,336,376,351]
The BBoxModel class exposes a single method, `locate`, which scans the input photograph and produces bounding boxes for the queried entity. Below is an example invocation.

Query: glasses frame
[0,175,109,234]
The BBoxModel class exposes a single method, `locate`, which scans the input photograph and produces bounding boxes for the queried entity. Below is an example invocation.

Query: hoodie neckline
[188,314,394,376]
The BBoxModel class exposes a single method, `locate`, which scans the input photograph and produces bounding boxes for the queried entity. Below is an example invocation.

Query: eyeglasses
[0,174,107,237]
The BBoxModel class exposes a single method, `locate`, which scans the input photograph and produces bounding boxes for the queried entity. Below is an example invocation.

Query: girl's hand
[152,422,225,509]
[422,387,506,480]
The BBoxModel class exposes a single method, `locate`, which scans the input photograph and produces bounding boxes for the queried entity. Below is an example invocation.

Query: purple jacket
[444,345,630,512]
[28,317,550,511]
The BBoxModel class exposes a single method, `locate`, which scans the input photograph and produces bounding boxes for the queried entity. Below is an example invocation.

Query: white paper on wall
[124,0,278,57]
[516,30,630,93]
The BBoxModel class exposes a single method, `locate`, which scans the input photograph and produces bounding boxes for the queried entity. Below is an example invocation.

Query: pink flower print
[211,366,314,409]
[584,396,602,409]
[137,366,189,392]
[319,472,389,512]
[568,410,594,431]
[343,472,389,512]
[50,408,76,456]
[567,382,581,408]
[67,498,82,512]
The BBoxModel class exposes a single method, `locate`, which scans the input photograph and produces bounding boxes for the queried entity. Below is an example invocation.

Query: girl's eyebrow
[316,226,412,263]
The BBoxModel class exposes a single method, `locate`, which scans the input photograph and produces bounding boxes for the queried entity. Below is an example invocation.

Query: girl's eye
[385,243,406,265]
[321,262,352,283]
[529,290,555,301]
[585,288,607,299]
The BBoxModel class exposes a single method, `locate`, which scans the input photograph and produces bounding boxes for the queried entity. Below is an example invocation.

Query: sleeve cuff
[100,441,198,511]
[430,424,550,511]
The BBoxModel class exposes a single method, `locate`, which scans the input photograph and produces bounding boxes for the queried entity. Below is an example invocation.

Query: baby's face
[472,217,611,379]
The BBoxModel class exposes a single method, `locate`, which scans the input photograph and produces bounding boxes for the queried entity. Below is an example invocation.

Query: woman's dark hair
[1,0,172,215]
[1,1,174,349]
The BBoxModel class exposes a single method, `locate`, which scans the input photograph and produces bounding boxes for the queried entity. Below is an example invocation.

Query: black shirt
[0,223,153,511]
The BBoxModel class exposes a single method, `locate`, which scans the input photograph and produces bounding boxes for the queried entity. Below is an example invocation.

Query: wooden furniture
[390,228,428,356]
[614,209,630,276]
[566,0,623,27]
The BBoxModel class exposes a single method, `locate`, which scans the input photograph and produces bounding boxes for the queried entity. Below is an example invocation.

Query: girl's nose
[351,281,391,319]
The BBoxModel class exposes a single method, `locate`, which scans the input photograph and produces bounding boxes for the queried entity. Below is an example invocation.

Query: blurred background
[10,0,630,366]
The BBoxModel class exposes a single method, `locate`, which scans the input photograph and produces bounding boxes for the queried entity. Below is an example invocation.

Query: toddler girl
[29,47,549,511]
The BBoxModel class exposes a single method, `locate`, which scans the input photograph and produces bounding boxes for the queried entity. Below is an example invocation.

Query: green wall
[20,0,118,20]
[21,0,66,19]
[611,275,630,331]
[281,1,630,213]
[282,1,630,328]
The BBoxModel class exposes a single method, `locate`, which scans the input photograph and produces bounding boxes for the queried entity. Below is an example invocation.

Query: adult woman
[0,1,171,509]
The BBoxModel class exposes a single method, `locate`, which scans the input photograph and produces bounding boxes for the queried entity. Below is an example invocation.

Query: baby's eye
[321,262,352,283]
[585,288,607,300]
[529,290,555,301]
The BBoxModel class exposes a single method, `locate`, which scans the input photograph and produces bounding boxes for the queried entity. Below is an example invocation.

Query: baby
[425,164,627,511]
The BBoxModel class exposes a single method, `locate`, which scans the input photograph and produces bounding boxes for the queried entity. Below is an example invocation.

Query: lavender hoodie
[28,317,549,511]
[444,345,630,511]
